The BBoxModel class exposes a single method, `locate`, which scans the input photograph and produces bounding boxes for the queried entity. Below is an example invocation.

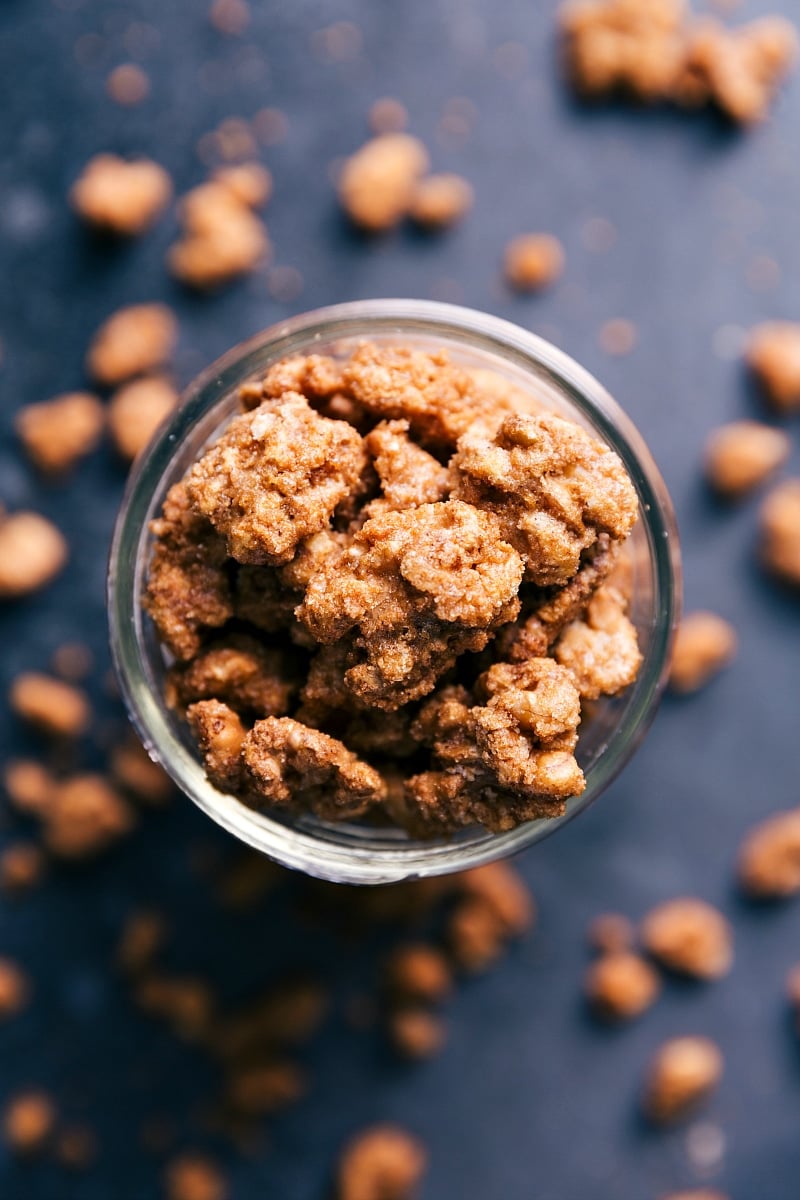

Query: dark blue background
[1,1,799,1196]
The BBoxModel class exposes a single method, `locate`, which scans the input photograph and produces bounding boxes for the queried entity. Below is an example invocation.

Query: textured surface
[1,0,800,1197]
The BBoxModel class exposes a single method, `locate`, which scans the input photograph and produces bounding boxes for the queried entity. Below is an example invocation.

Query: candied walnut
[737,808,800,899]
[457,861,536,936]
[389,1009,446,1059]
[448,896,512,972]
[668,612,737,694]
[259,353,348,409]
[337,1124,427,1200]
[760,479,800,587]
[242,716,387,820]
[640,898,733,980]
[643,1036,723,1124]
[136,975,214,1041]
[0,511,67,599]
[747,322,800,412]
[224,1060,305,1115]
[42,775,134,858]
[3,759,56,815]
[213,162,272,208]
[703,420,789,497]
[186,394,366,565]
[70,154,172,235]
[554,584,642,699]
[0,958,30,1018]
[677,17,798,124]
[108,375,178,461]
[2,1091,56,1154]
[365,420,450,510]
[145,482,234,661]
[168,180,270,289]
[86,303,177,387]
[117,910,167,975]
[408,173,473,229]
[15,392,104,474]
[9,672,90,738]
[560,0,687,103]
[384,945,452,1003]
[169,633,297,718]
[0,843,45,894]
[584,951,661,1021]
[187,700,247,793]
[338,134,429,232]
[164,1153,228,1200]
[587,911,634,954]
[110,734,174,806]
[503,233,564,292]
[452,412,638,587]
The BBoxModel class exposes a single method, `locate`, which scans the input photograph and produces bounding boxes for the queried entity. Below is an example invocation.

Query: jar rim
[108,299,681,884]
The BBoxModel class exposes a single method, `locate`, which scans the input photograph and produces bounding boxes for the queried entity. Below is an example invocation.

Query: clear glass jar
[108,299,680,885]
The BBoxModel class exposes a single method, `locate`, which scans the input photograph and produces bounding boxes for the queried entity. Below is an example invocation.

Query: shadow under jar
[108,299,680,885]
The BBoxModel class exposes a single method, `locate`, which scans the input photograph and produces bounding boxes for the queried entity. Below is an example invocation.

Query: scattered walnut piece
[106,62,150,106]
[213,162,272,208]
[43,775,135,859]
[584,951,661,1021]
[86,303,178,387]
[165,1153,228,1200]
[168,180,270,289]
[110,734,174,805]
[737,807,800,898]
[640,898,733,979]
[9,672,91,738]
[368,97,409,134]
[3,759,56,815]
[384,945,452,1004]
[503,233,564,292]
[55,1124,97,1171]
[389,1008,446,1059]
[186,700,247,793]
[70,154,172,235]
[643,1036,723,1124]
[587,911,635,954]
[338,134,429,232]
[747,322,800,412]
[108,375,178,461]
[0,843,45,894]
[15,392,105,474]
[760,479,800,587]
[117,910,168,975]
[337,1124,427,1200]
[447,868,532,974]
[0,958,30,1018]
[668,612,737,694]
[677,16,798,124]
[704,420,789,498]
[560,0,687,102]
[2,1090,56,1154]
[0,511,68,599]
[408,173,473,229]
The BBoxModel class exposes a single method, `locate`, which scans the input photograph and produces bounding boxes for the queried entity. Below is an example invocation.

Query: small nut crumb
[337,1124,427,1200]
[86,304,178,387]
[388,1008,446,1059]
[747,322,800,412]
[106,62,150,106]
[448,896,509,973]
[43,774,135,859]
[368,97,409,134]
[737,807,800,898]
[384,945,452,1003]
[165,1153,228,1200]
[51,642,94,682]
[117,910,167,975]
[55,1123,97,1170]
[15,392,105,474]
[0,843,45,894]
[640,898,733,980]
[108,376,179,461]
[9,672,91,738]
[643,1037,723,1124]
[168,181,270,289]
[408,173,473,229]
[338,134,429,232]
[760,479,800,587]
[503,233,565,291]
[0,511,68,599]
[70,154,172,236]
[586,911,634,954]
[0,958,30,1018]
[598,318,637,356]
[213,162,272,209]
[704,420,789,498]
[668,612,737,694]
[458,862,536,936]
[3,760,56,815]
[110,734,174,806]
[2,1090,56,1154]
[209,0,250,36]
[584,951,661,1021]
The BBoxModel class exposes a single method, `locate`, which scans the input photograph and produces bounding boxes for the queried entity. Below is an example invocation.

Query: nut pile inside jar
[144,342,642,836]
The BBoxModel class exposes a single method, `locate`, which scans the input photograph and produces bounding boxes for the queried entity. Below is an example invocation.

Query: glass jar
[108,299,680,885]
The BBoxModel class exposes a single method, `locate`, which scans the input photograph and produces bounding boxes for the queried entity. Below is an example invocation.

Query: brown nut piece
[760,479,800,587]
[168,180,270,289]
[384,945,452,1004]
[503,233,564,291]
[70,154,172,235]
[2,1091,56,1154]
[164,1153,228,1200]
[747,321,800,412]
[554,584,642,699]
[704,420,789,498]
[110,734,174,806]
[408,173,473,229]
[9,672,91,738]
[0,958,30,1018]
[15,392,105,474]
[169,633,297,718]
[108,376,178,461]
[42,775,134,859]
[338,134,429,232]
[584,951,661,1021]
[640,898,733,980]
[668,612,737,694]
[678,17,798,125]
[457,861,536,936]
[388,1009,446,1059]
[337,1124,427,1200]
[643,1036,723,1124]
[186,700,247,793]
[737,808,800,899]
[86,303,178,386]
[560,0,687,103]
[0,511,68,599]
[213,162,272,208]
[0,843,45,894]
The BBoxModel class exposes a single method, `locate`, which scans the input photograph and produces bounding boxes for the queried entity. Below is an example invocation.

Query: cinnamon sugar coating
[168,632,298,718]
[553,584,642,699]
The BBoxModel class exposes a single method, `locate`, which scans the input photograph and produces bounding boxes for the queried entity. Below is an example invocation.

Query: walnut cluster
[145,343,641,835]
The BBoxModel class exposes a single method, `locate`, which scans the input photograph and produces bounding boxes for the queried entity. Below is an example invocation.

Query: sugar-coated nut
[408,173,473,229]
[643,1036,723,1124]
[164,1153,228,1200]
[668,612,737,694]
[0,958,30,1018]
[389,1008,446,1059]
[15,392,105,474]
[110,735,174,805]
[3,760,56,815]
[43,775,135,858]
[737,808,800,898]
[584,951,661,1020]
[457,862,536,936]
[560,0,687,102]
[704,420,789,497]
[448,896,510,972]
[0,512,68,599]
[108,376,178,461]
[587,912,635,954]
[384,945,452,1003]
[70,154,172,235]
[747,322,800,411]
[2,1091,56,1153]
[503,233,564,291]
[640,898,733,979]
[0,843,45,893]
[86,304,178,386]
[338,134,430,231]
[760,479,800,587]
[337,1124,427,1200]
[213,162,272,208]
[9,672,91,738]
[168,180,270,289]
[554,584,642,699]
